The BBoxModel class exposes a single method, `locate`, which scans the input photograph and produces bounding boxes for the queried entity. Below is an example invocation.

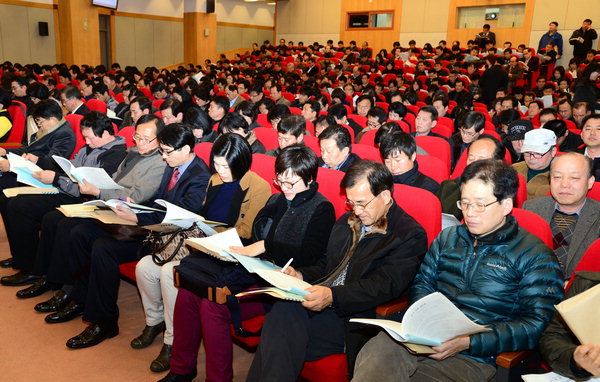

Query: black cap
[506,119,533,141]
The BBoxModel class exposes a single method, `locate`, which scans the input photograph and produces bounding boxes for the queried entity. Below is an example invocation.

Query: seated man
[301,100,321,124]
[354,159,564,382]
[60,85,90,116]
[265,114,305,157]
[246,160,428,382]
[355,106,387,143]
[411,105,447,140]
[577,114,600,179]
[437,135,505,220]
[512,128,557,199]
[450,111,486,170]
[544,119,583,152]
[379,131,439,194]
[92,83,119,112]
[523,152,600,278]
[328,103,362,136]
[502,119,533,164]
[318,125,361,172]
[539,271,600,380]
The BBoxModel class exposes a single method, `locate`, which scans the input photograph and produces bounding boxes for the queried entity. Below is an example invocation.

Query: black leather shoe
[131,322,166,349]
[0,257,13,268]
[150,344,172,372]
[157,369,197,382]
[35,290,71,313]
[45,301,84,323]
[16,276,52,299]
[0,271,39,286]
[66,323,119,349]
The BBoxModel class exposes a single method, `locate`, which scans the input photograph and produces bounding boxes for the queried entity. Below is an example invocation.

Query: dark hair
[30,99,63,120]
[544,119,567,138]
[150,81,168,94]
[275,144,318,185]
[539,107,558,120]
[157,122,195,151]
[80,111,115,137]
[267,103,290,123]
[220,111,250,134]
[303,100,321,117]
[92,83,109,95]
[341,160,393,196]
[374,122,403,146]
[355,94,374,110]
[193,86,211,102]
[211,95,230,113]
[461,111,486,132]
[501,95,518,109]
[256,97,275,112]
[499,109,521,126]
[582,113,600,127]
[211,133,252,181]
[135,114,165,135]
[319,124,352,151]
[27,82,49,100]
[550,21,558,27]
[160,98,183,117]
[460,159,518,202]
[388,102,407,119]
[61,85,82,100]
[183,106,211,136]
[367,106,388,124]
[379,131,416,159]
[278,114,306,137]
[0,88,10,108]
[471,134,505,161]
[12,76,29,88]
[328,103,348,121]
[132,96,152,111]
[235,100,257,123]
[419,105,438,121]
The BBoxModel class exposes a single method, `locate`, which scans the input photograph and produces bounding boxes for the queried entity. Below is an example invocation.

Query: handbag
[140,223,207,266]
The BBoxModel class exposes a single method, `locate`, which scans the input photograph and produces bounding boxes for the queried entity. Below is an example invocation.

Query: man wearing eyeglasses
[354,159,563,382]
[512,128,557,199]
[60,86,90,116]
[246,161,428,382]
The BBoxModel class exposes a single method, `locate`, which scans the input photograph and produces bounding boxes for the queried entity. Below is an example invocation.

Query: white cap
[520,128,557,154]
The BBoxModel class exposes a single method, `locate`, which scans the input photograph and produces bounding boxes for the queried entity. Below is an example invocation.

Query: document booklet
[155,199,221,234]
[252,268,312,298]
[555,282,600,345]
[229,252,281,273]
[185,228,243,262]
[52,155,124,189]
[83,199,163,214]
[7,153,54,189]
[350,292,489,347]
[58,203,98,218]
[236,287,306,302]
[522,371,600,381]
[3,186,59,198]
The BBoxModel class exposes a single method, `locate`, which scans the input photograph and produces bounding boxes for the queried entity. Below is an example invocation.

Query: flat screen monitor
[92,0,118,9]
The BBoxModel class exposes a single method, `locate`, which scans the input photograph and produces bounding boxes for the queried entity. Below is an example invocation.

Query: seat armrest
[375,296,408,317]
[496,351,533,369]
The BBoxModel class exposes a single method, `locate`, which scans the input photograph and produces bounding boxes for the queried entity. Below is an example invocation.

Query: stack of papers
[7,153,54,189]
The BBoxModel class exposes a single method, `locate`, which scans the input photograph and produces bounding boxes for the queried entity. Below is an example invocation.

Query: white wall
[276,0,340,46]
[216,0,274,27]
[117,0,183,17]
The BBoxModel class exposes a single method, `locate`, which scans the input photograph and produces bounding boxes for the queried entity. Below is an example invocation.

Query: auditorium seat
[352,143,381,162]
[6,100,27,144]
[250,153,278,194]
[253,127,278,151]
[116,125,136,148]
[65,114,85,159]
[316,167,346,219]
[86,99,107,113]
[416,154,449,183]
[193,142,213,168]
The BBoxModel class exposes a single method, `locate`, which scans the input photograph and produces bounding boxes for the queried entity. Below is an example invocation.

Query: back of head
[183,106,211,135]
[81,111,115,137]
[460,159,518,202]
[211,133,252,180]
[157,122,195,151]
[367,106,388,124]
[30,99,63,120]
[341,160,393,196]
[543,119,567,138]
[328,103,348,121]
[267,103,291,122]
[61,85,82,100]
[278,114,306,137]
[92,83,109,95]
[275,144,318,184]
[220,111,249,134]
[212,95,230,112]
[27,82,49,100]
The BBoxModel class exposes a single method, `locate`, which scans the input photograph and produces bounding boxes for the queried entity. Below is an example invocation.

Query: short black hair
[499,109,521,126]
[461,111,486,132]
[92,83,109,95]
[193,86,211,102]
[132,96,152,111]
[220,111,250,134]
[135,114,165,135]
[150,81,168,94]
[275,144,318,185]
[235,100,257,123]
[550,21,558,27]
[367,106,388,124]
[388,102,407,118]
[375,121,404,146]
[303,100,321,116]
[80,111,115,137]
[544,119,567,138]
[211,95,230,113]
[539,107,558,120]
[30,99,63,120]
[460,159,518,202]
[471,134,505,161]
[160,98,184,116]
[157,122,196,151]
[355,94,374,109]
[267,103,290,123]
[211,133,252,181]
[278,114,306,137]
[183,106,211,136]
[0,88,10,108]
[61,85,82,100]
[379,131,416,159]
[582,113,600,127]
[419,105,438,121]
[341,160,393,196]
[27,82,49,100]
[12,76,29,88]
[319,125,352,151]
[328,103,348,121]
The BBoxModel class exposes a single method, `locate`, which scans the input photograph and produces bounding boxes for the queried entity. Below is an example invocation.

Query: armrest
[496,350,533,369]
[375,296,408,317]
[0,143,21,148]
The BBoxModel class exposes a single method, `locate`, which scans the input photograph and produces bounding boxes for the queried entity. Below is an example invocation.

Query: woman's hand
[32,170,55,184]
[110,203,138,224]
[229,240,265,257]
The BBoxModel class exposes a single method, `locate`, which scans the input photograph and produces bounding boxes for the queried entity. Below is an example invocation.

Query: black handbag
[139,223,207,266]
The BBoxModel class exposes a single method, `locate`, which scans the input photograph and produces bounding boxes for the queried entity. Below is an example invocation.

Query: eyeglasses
[367,121,381,129]
[346,195,378,211]
[459,127,478,137]
[456,199,499,213]
[273,177,303,189]
[159,147,179,156]
[132,135,157,144]
[34,118,46,127]
[523,149,551,159]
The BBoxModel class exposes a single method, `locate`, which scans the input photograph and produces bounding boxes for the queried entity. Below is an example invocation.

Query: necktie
[166,168,180,192]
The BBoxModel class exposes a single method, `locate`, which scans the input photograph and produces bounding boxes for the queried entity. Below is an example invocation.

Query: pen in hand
[281,258,293,273]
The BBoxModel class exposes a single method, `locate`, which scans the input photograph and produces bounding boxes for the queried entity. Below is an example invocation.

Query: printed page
[253,268,311,296]
[12,167,55,188]
[3,186,59,198]
[522,372,600,382]
[236,287,306,302]
[72,167,123,189]
[185,228,242,261]
[52,155,78,182]
[7,152,43,173]
[555,283,600,344]
[229,252,281,273]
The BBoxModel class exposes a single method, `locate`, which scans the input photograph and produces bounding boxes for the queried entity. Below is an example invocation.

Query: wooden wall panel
[183,12,217,65]
[57,0,101,66]
[339,0,401,54]
[216,25,273,53]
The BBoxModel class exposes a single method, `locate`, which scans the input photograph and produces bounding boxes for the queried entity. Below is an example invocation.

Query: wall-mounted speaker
[38,21,49,36]
[206,0,215,13]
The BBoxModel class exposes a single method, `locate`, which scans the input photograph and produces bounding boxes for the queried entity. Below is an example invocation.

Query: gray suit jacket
[522,196,600,277]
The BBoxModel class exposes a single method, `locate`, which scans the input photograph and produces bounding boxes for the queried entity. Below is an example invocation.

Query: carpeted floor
[0,223,254,381]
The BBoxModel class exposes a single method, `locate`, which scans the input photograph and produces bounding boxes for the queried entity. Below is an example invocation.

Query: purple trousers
[171,288,264,382]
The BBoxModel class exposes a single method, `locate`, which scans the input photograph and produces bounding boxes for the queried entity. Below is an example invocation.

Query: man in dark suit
[318,125,361,172]
[48,123,211,349]
[60,85,90,116]
[305,58,320,77]
[479,55,509,105]
[569,19,598,60]
[475,24,496,49]
[523,152,600,278]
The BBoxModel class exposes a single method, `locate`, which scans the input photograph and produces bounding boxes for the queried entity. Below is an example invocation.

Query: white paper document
[185,228,242,261]
[52,155,123,189]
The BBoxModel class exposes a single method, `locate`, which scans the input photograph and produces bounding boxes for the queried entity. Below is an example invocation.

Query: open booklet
[52,155,123,190]
[350,292,489,352]
[6,153,54,189]
[57,203,137,225]
[555,282,600,345]
[83,199,164,214]
[185,228,243,262]
[522,372,600,382]
[3,186,59,197]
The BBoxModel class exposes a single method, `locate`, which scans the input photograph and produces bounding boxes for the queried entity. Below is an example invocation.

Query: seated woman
[449,111,486,170]
[159,144,336,382]
[133,133,271,373]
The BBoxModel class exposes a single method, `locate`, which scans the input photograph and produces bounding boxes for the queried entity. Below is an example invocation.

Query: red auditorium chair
[349,114,367,129]
[5,100,27,144]
[393,184,442,245]
[250,153,278,194]
[358,129,379,147]
[65,114,85,158]
[352,144,381,162]
[431,124,453,138]
[193,142,213,168]
[86,99,107,113]
[116,126,136,148]
[303,135,321,157]
[587,182,600,202]
[511,208,553,248]
[415,136,451,171]
[152,98,166,109]
[289,107,302,115]
[416,154,449,183]
[305,120,315,136]
[253,127,278,151]
[256,113,272,129]
[565,238,600,289]
[316,167,346,219]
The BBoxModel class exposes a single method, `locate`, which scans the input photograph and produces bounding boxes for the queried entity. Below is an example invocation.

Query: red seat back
[6,100,27,144]
[359,129,379,147]
[515,173,528,208]
[65,114,85,159]
[349,114,367,129]
[511,208,553,248]
[116,125,136,148]
[588,182,600,202]
[393,184,442,246]
[256,113,272,129]
[250,154,278,194]
[316,167,346,219]
[152,98,166,109]
[566,238,600,290]
[415,136,451,171]
[303,135,321,157]
[86,99,107,113]
[352,144,381,162]
[300,354,348,382]
[193,142,213,168]
[416,154,449,183]
[289,107,302,115]
[253,127,279,151]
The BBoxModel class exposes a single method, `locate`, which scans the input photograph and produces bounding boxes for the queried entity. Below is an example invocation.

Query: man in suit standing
[475,24,496,49]
[523,152,600,278]
[60,85,90,116]
[569,19,598,60]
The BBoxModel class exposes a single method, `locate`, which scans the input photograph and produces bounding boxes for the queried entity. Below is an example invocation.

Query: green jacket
[512,161,550,200]
[539,271,600,380]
